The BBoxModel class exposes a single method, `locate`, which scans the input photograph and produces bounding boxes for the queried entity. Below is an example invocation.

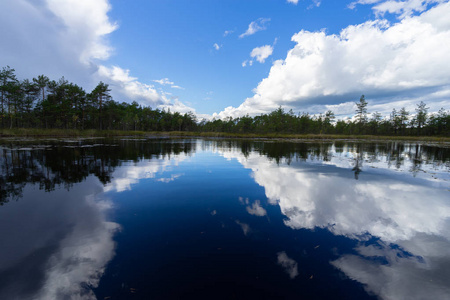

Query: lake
[0,138,449,300]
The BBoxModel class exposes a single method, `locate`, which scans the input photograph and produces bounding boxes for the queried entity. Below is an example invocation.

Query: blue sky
[1,0,449,120]
[106,0,373,113]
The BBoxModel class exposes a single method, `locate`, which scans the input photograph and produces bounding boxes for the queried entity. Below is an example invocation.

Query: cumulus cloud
[158,99,197,114]
[239,18,271,38]
[213,43,221,50]
[98,65,166,106]
[98,67,194,112]
[215,2,450,119]
[287,0,299,4]
[251,45,274,63]
[0,0,194,114]
[242,39,276,67]
[46,0,117,64]
[0,0,115,85]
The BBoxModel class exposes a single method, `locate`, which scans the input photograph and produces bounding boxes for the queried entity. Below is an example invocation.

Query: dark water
[0,138,449,300]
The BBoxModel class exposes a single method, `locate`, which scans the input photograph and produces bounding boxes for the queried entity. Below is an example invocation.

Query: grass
[153,131,450,143]
[0,128,148,138]
[1,128,449,144]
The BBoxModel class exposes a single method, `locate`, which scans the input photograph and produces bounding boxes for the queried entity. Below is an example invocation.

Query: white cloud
[373,0,445,18]
[243,40,276,68]
[288,0,321,7]
[350,0,447,18]
[98,65,165,107]
[223,30,234,37]
[309,0,322,8]
[277,252,299,279]
[239,18,271,38]
[153,78,174,85]
[250,44,274,63]
[97,66,195,113]
[215,2,450,119]
[213,43,221,50]
[348,0,383,10]
[242,60,254,67]
[0,0,116,85]
[158,99,197,114]
[46,0,117,64]
[0,1,195,115]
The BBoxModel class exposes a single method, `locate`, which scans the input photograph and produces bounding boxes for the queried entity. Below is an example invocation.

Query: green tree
[398,107,409,135]
[0,66,17,128]
[355,95,368,126]
[369,111,382,135]
[323,110,335,133]
[414,101,428,134]
[6,79,23,128]
[33,75,49,103]
[19,79,38,127]
[91,81,111,130]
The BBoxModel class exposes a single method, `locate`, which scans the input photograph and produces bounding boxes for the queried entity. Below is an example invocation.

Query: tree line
[1,66,448,136]
[201,96,448,136]
[0,66,197,131]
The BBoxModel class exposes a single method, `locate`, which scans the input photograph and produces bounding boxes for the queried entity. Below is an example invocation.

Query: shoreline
[0,129,449,144]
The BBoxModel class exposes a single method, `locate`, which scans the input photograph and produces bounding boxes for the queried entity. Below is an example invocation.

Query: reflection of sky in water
[214,143,450,300]
[0,177,119,300]
[103,152,192,193]
[1,139,448,299]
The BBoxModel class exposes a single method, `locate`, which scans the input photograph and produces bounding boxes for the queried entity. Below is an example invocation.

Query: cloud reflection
[331,238,450,300]
[246,200,267,217]
[0,177,119,300]
[235,220,251,236]
[103,154,190,192]
[277,251,299,279]
[239,197,267,217]
[215,145,450,300]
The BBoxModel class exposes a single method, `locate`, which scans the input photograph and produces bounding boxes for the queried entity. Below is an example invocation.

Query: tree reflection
[1,138,447,205]
[352,155,362,180]
[0,139,196,204]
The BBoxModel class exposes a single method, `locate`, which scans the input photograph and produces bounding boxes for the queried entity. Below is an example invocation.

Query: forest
[1,66,449,136]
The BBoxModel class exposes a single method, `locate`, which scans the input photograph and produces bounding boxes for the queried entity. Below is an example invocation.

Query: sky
[1,0,449,120]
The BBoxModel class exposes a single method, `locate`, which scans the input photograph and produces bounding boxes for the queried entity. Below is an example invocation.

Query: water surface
[0,138,449,299]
